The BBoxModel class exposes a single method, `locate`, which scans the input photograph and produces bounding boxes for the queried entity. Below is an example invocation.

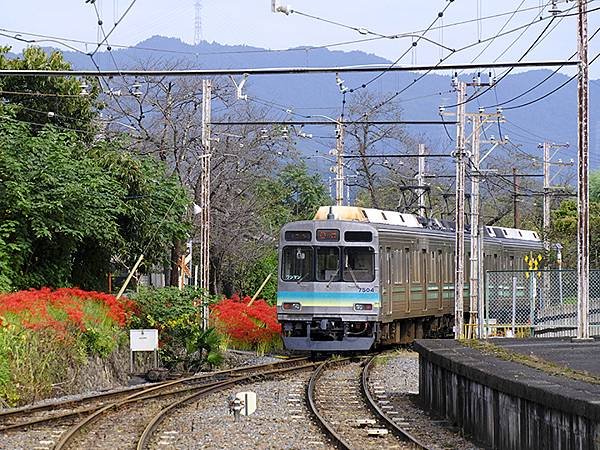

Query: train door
[386,247,393,315]
[380,246,392,316]
[437,249,444,310]
[404,247,411,313]
[422,249,428,311]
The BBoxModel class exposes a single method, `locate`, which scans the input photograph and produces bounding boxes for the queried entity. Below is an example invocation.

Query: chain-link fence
[484,270,600,338]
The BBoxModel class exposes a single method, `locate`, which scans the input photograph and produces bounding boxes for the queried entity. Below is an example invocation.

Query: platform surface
[492,337,600,376]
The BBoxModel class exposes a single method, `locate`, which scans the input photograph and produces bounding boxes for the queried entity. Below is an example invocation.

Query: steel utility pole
[541,142,571,253]
[453,81,467,340]
[577,0,590,340]
[467,108,503,339]
[417,143,427,217]
[335,119,345,206]
[513,168,520,228]
[200,79,212,330]
[468,113,481,339]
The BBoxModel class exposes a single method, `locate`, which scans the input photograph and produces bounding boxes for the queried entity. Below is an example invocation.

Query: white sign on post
[130,329,159,351]
[235,391,257,416]
[129,329,159,373]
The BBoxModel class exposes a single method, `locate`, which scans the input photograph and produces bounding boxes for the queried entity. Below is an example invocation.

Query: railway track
[48,357,314,449]
[307,356,429,450]
[0,357,310,449]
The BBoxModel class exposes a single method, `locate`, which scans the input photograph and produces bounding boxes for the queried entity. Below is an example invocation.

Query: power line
[346,0,456,93]
[210,120,457,126]
[90,0,138,57]
[349,2,573,123]
[0,60,577,78]
[0,3,571,59]
[447,1,599,109]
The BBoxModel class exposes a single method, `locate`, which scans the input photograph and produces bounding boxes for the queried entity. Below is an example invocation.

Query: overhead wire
[348,1,569,123]
[346,0,456,93]
[447,1,600,110]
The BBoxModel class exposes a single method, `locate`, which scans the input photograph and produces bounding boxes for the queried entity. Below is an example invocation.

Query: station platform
[492,337,600,376]
[414,338,600,450]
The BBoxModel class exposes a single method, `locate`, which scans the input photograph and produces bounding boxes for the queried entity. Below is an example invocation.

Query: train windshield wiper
[326,266,340,288]
[345,265,360,289]
[296,273,308,285]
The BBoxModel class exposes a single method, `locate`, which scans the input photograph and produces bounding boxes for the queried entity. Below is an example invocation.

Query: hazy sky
[3,0,600,76]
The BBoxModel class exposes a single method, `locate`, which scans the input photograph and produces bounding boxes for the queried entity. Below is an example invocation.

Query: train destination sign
[284,230,311,241]
[316,229,340,242]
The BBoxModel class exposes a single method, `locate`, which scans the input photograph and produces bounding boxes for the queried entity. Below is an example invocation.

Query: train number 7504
[358,287,375,293]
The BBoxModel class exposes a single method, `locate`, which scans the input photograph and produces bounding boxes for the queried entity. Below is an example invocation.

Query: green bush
[130,287,223,370]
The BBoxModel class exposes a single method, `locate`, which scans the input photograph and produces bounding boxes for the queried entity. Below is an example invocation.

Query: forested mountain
[45,35,597,164]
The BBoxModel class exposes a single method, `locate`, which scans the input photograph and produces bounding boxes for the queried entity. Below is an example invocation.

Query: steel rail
[52,357,308,449]
[136,361,319,450]
[0,381,172,423]
[361,355,430,449]
[0,357,306,432]
[0,60,579,78]
[306,360,354,450]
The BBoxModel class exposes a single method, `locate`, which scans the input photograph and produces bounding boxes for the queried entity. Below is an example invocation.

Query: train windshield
[343,247,375,282]
[315,247,341,282]
[281,246,314,282]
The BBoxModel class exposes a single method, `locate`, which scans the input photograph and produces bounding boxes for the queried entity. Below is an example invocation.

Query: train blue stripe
[277,290,379,306]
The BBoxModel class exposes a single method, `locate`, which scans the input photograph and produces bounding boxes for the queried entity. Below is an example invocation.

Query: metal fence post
[485,272,490,338]
[512,276,517,336]
[530,276,537,336]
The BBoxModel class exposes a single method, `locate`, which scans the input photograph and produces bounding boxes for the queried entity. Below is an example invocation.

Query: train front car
[277,212,380,351]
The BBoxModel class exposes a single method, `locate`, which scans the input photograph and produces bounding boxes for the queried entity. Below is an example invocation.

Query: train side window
[404,248,410,283]
[445,251,452,283]
[509,255,515,269]
[395,249,403,284]
[431,251,437,283]
[412,250,420,283]
[386,247,392,284]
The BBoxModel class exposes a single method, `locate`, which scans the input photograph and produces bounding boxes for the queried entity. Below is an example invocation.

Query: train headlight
[353,303,373,311]
[282,302,301,311]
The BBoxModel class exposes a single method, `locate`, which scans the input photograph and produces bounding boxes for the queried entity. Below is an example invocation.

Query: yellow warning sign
[524,253,543,278]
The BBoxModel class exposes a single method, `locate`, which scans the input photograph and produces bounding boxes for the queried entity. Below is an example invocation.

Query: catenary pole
[335,119,345,206]
[200,79,212,330]
[577,0,590,340]
[417,143,427,217]
[469,113,481,339]
[454,81,467,340]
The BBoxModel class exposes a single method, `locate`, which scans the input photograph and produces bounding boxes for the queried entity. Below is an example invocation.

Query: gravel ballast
[369,349,483,450]
[149,372,334,450]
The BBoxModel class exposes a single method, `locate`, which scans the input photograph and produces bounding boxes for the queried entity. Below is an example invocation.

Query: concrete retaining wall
[414,340,600,450]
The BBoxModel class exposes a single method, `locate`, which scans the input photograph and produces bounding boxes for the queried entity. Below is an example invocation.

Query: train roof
[313,206,540,243]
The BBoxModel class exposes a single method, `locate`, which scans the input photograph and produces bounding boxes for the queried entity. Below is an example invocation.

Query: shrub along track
[51,357,314,449]
[307,356,430,450]
[0,358,308,449]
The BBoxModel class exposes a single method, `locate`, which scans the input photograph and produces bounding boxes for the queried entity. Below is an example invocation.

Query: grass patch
[461,340,600,385]
[0,287,132,406]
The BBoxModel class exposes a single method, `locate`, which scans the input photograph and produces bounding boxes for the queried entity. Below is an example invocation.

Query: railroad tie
[366,428,389,437]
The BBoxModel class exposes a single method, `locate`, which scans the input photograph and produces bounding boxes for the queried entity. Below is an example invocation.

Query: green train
[277,206,543,351]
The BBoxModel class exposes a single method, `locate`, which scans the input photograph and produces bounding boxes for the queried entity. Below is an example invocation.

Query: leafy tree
[257,161,331,229]
[550,171,600,268]
[0,109,190,290]
[0,46,100,139]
